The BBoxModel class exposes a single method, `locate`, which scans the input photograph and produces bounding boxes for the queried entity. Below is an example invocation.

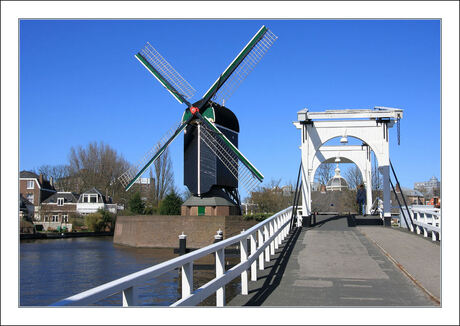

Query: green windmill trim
[125,122,188,191]
[202,26,268,101]
[135,53,184,104]
[202,117,264,182]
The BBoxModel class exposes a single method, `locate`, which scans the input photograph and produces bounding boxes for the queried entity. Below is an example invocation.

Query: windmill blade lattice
[138,42,196,102]
[200,123,261,194]
[118,120,183,189]
[211,29,277,106]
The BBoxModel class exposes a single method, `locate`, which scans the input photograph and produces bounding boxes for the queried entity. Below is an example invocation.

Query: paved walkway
[228,214,440,307]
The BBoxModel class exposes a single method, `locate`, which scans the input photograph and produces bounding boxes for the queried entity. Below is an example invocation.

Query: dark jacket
[356,188,366,203]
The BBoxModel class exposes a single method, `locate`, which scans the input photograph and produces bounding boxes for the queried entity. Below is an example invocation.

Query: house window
[27,180,34,189]
[57,198,64,206]
[44,215,49,222]
[52,215,59,222]
[90,195,97,203]
[62,214,68,223]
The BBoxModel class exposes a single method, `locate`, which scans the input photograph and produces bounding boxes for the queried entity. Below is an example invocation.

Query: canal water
[20,237,241,306]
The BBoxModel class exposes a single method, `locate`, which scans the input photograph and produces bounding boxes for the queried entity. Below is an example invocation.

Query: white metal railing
[51,206,294,307]
[370,197,383,218]
[410,206,441,241]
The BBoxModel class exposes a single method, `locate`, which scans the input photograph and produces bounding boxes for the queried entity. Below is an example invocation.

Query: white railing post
[264,225,270,262]
[181,262,193,299]
[269,221,275,255]
[258,228,264,270]
[239,232,248,295]
[122,286,137,306]
[250,232,257,281]
[277,215,282,246]
[283,213,288,238]
[423,227,428,238]
[216,248,225,306]
[432,230,437,241]
[274,218,279,250]
[280,214,285,239]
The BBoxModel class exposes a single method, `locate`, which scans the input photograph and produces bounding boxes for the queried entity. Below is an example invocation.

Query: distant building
[133,177,154,201]
[76,187,117,215]
[414,176,440,196]
[311,182,321,192]
[281,185,294,197]
[19,171,56,219]
[394,184,425,206]
[326,164,349,192]
[40,192,79,224]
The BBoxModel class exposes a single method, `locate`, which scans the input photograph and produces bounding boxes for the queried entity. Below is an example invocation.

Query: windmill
[118,25,277,215]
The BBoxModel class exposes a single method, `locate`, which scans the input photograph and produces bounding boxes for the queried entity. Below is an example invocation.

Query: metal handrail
[52,206,294,307]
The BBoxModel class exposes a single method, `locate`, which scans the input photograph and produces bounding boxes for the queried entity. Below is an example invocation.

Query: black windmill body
[118,26,277,212]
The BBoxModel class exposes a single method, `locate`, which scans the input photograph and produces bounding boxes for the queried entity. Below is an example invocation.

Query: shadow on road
[242,227,302,306]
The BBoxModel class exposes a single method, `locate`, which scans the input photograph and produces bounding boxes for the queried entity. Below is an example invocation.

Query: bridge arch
[311,144,373,214]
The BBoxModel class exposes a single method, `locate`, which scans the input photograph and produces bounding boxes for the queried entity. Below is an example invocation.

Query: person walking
[356,184,366,215]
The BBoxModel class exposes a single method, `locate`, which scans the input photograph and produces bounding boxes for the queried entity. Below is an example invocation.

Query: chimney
[49,176,54,187]
[39,173,44,185]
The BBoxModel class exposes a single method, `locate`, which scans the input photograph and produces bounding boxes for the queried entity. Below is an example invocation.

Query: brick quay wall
[113,215,259,248]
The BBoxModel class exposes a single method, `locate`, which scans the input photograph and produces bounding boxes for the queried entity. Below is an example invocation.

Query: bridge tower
[294,107,403,226]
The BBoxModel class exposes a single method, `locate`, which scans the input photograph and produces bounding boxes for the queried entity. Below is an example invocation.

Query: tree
[128,192,145,214]
[315,163,334,185]
[34,164,73,191]
[84,209,115,232]
[159,191,183,215]
[246,179,294,214]
[68,141,131,202]
[344,165,363,190]
[146,144,174,208]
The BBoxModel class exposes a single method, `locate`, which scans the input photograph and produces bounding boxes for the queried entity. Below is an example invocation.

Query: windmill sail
[199,117,263,194]
[136,42,196,105]
[118,118,191,191]
[202,26,277,106]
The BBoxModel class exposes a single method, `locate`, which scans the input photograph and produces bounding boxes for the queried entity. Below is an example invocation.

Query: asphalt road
[228,214,438,307]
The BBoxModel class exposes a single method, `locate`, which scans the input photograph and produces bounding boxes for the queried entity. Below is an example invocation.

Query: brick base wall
[113,215,258,248]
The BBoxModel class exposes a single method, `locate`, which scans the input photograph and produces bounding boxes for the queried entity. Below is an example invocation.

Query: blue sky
[20,19,440,196]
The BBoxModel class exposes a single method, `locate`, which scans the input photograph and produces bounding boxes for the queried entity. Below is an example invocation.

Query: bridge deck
[228,214,440,306]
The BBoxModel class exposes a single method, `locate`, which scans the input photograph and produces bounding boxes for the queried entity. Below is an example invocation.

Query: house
[38,192,79,231]
[19,171,56,219]
[76,187,117,215]
[393,184,425,206]
[134,177,154,201]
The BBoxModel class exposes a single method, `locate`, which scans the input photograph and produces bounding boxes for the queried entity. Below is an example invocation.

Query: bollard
[214,229,223,243]
[178,232,187,255]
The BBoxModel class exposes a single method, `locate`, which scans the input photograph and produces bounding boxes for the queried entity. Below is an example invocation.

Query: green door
[198,206,205,216]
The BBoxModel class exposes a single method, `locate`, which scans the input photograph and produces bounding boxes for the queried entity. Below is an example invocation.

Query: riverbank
[20,231,113,240]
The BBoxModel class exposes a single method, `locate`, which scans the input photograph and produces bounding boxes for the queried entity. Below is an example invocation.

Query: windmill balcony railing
[51,206,294,307]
